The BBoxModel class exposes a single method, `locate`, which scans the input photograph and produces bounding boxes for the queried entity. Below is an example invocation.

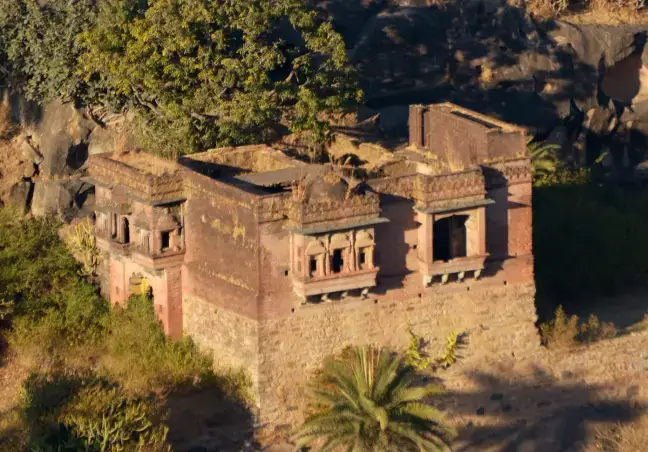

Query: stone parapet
[414,169,487,206]
[88,155,184,203]
[287,191,381,229]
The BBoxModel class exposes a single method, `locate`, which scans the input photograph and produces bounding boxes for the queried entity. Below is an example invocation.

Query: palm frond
[294,346,456,451]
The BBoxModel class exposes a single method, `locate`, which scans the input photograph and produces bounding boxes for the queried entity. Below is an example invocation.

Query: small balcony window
[331,249,344,274]
[309,255,318,277]
[122,218,130,244]
[358,247,369,270]
[161,231,171,251]
[433,215,468,262]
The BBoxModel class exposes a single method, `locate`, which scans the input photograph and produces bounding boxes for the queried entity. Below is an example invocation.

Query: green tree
[78,0,361,155]
[293,346,456,451]
[0,0,98,102]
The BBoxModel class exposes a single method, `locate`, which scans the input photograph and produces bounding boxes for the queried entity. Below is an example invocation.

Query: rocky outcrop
[31,178,94,221]
[346,2,648,130]
[8,180,34,213]
[26,100,96,177]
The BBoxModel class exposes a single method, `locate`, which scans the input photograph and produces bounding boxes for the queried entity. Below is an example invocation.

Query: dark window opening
[161,231,171,251]
[111,213,118,239]
[332,249,344,273]
[309,256,318,277]
[122,218,130,244]
[433,215,468,262]
[359,247,369,270]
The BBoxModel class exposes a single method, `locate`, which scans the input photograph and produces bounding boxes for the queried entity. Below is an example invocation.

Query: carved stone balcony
[293,267,379,301]
[419,255,487,286]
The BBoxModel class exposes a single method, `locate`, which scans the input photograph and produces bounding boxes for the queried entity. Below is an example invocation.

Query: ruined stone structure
[87,103,538,434]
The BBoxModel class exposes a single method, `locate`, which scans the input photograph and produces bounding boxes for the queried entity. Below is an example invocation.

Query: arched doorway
[128,273,152,298]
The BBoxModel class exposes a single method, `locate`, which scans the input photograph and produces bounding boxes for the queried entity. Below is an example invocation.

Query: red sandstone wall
[374,197,419,277]
[182,172,260,319]
[425,109,525,168]
[507,182,533,257]
[258,222,294,318]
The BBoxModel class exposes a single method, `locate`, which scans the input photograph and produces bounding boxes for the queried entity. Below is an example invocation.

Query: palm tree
[293,346,456,451]
[527,137,559,180]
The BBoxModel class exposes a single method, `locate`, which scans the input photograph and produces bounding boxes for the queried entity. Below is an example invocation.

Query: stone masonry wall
[256,282,539,434]
[182,294,260,395]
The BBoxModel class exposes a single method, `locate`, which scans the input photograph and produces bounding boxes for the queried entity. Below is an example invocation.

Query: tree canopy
[78,0,361,154]
[0,0,98,103]
[0,0,360,155]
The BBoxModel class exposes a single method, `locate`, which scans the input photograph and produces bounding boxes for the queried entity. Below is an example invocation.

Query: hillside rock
[349,2,648,132]
[29,100,95,177]
[31,179,94,221]
[9,180,33,213]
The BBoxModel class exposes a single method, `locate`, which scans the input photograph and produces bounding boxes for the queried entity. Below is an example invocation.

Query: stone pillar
[109,257,127,306]
[409,105,425,148]
[465,208,486,257]
[416,211,434,265]
[162,266,183,339]
[155,231,163,254]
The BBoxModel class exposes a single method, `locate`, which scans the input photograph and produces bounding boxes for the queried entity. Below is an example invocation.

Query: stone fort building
[87,102,538,432]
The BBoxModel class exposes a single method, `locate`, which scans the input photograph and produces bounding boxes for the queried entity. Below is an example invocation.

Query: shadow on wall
[443,367,644,451]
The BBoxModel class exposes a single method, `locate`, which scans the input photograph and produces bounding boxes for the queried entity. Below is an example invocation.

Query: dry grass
[593,409,648,451]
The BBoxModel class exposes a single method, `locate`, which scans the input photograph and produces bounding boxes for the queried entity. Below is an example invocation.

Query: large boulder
[29,100,95,177]
[8,180,34,213]
[31,179,94,221]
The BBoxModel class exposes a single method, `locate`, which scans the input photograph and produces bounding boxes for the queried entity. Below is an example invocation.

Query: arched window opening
[122,217,130,244]
[332,249,344,273]
[309,256,318,277]
[358,247,369,270]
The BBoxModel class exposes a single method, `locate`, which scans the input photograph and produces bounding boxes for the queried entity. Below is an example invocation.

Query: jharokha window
[305,240,326,278]
[330,233,351,275]
[331,249,344,273]
[433,215,468,262]
[161,231,171,252]
[355,231,375,270]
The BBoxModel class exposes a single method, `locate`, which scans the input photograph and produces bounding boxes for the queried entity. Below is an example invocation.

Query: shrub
[64,219,103,277]
[21,371,170,451]
[540,305,580,349]
[404,328,431,370]
[540,306,618,349]
[579,313,618,345]
[0,208,109,359]
[437,331,460,369]
[105,294,218,392]
[533,178,648,301]
[595,411,648,452]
